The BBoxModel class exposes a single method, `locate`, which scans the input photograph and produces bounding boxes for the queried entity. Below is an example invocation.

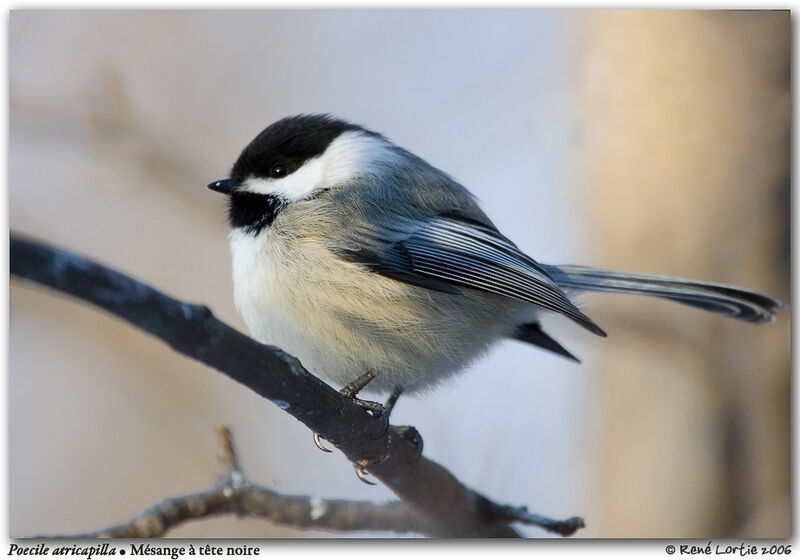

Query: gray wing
[338,215,606,337]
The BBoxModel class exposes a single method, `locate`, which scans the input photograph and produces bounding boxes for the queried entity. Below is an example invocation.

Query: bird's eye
[269,163,288,178]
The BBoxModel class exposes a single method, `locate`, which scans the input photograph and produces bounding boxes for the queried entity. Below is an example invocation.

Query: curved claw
[313,432,333,453]
[354,462,376,486]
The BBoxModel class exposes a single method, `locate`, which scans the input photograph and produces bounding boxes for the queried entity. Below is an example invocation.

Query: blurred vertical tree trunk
[577,10,790,537]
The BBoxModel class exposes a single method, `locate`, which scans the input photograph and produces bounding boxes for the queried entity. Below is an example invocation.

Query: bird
[208,113,783,414]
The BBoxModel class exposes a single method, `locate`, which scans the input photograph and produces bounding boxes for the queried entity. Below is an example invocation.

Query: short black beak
[207,178,236,195]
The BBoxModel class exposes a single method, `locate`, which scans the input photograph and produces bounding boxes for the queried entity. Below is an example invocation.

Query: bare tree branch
[10,234,584,538]
[39,427,428,538]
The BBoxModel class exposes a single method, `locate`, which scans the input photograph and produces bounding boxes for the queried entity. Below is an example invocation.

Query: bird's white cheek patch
[239,162,325,202]
[239,131,400,202]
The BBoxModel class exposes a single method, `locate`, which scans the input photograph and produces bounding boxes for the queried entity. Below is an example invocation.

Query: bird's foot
[313,371,388,452]
[313,378,406,487]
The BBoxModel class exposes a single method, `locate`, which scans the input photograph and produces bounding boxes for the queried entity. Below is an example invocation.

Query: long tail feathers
[542,264,785,324]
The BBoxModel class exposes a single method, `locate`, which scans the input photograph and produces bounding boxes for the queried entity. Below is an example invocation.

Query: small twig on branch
[216,425,242,473]
[38,426,428,538]
[11,234,584,538]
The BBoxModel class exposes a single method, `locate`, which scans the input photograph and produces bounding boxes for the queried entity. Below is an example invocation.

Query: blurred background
[9,10,790,538]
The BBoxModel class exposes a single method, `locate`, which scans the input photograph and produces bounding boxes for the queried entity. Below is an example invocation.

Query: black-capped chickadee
[208,114,783,400]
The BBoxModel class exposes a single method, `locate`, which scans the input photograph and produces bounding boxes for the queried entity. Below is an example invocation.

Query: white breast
[230,229,294,348]
[230,227,367,388]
